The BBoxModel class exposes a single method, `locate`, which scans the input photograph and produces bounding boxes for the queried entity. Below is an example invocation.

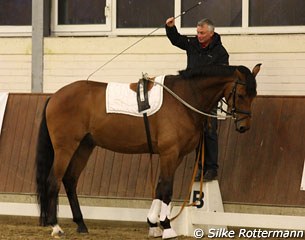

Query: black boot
[203,169,217,182]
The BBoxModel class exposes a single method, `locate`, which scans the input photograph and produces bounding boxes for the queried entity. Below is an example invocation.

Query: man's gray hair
[197,18,215,32]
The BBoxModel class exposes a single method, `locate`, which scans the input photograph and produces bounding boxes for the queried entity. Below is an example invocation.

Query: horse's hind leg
[47,140,80,237]
[63,134,95,233]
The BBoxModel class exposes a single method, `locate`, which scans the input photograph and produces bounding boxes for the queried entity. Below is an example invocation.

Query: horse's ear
[252,63,262,77]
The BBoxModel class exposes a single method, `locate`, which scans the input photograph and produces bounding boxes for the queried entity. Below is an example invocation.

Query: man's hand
[166,17,175,27]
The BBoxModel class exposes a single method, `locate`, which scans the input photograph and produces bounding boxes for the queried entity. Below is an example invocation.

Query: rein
[146,78,234,119]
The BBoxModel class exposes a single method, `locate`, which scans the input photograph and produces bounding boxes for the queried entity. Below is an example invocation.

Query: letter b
[192,190,204,208]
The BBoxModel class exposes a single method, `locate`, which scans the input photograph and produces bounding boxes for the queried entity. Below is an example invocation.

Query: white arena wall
[0,34,305,95]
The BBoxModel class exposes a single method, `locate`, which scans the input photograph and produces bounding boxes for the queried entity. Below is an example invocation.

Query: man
[165,17,229,181]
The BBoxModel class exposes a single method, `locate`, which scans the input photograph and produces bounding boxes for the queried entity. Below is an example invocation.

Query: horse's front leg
[158,176,177,239]
[147,198,163,237]
[147,179,176,239]
[147,155,182,239]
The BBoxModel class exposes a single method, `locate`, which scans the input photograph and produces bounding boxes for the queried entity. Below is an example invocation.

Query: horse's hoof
[51,231,64,238]
[148,226,163,238]
[162,228,177,239]
[77,224,89,234]
[51,224,64,238]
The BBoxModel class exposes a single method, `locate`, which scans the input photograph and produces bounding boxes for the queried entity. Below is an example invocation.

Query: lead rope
[170,134,205,221]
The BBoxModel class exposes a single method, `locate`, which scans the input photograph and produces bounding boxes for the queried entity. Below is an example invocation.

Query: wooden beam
[31,0,44,92]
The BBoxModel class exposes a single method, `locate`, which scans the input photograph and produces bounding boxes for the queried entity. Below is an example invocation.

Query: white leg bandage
[158,202,178,239]
[160,202,171,222]
[147,199,162,224]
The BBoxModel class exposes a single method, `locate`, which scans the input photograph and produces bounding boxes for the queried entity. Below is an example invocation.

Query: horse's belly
[95,140,151,154]
[91,124,153,154]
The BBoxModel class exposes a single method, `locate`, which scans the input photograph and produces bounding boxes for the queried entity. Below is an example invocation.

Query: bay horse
[36,64,261,239]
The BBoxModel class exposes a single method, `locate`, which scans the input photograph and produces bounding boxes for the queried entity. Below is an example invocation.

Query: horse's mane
[179,65,236,79]
[178,65,257,97]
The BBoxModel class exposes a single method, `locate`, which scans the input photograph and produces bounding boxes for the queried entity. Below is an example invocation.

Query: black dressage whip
[86,1,204,80]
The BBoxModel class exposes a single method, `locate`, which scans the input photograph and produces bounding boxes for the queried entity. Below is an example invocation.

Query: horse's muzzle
[234,114,251,133]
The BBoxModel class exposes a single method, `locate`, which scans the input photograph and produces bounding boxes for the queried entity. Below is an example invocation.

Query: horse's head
[224,64,261,133]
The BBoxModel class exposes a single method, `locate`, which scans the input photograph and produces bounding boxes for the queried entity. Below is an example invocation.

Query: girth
[137,75,154,154]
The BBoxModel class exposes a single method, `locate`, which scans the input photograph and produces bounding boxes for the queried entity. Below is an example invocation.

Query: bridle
[220,78,252,124]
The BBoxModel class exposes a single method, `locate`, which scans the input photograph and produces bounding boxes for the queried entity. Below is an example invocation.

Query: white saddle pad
[106,75,165,117]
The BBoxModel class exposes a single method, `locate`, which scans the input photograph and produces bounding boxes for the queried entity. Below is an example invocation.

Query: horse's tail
[36,98,54,226]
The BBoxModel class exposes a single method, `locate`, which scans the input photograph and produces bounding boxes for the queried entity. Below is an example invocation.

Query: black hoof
[147,218,158,228]
[160,217,171,229]
[77,223,89,234]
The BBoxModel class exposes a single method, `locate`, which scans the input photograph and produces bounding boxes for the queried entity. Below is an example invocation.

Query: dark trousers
[198,117,218,172]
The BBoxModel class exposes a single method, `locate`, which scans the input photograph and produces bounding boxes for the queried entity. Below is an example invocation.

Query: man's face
[197,24,214,44]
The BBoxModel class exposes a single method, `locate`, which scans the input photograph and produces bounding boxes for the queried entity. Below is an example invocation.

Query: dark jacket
[166,25,229,69]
